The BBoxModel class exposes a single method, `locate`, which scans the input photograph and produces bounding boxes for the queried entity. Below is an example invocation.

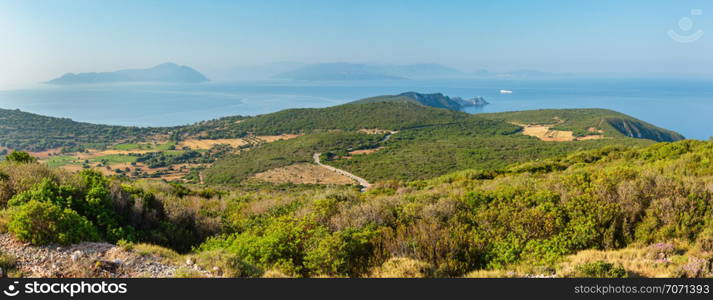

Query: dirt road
[313,153,371,191]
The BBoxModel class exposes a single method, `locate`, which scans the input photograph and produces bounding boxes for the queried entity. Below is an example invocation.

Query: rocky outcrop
[0,234,210,278]
[606,118,684,142]
[452,96,489,107]
[398,92,489,111]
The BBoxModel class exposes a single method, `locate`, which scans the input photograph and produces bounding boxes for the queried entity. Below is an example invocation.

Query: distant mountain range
[273,63,409,81]
[271,63,570,81]
[45,63,209,85]
[45,62,572,84]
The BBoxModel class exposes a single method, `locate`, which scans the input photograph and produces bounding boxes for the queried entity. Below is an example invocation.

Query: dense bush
[0,159,222,250]
[304,227,377,276]
[572,261,628,278]
[7,172,136,244]
[191,249,262,278]
[8,200,99,245]
[4,151,37,164]
[196,140,713,277]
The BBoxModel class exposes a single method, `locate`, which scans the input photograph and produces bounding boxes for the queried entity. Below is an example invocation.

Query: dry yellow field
[251,163,356,185]
[255,134,301,143]
[178,138,248,150]
[514,123,604,142]
[348,147,383,155]
[27,148,63,158]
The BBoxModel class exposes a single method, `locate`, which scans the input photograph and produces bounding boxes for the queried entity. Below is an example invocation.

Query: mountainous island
[2,92,710,279]
[45,63,209,85]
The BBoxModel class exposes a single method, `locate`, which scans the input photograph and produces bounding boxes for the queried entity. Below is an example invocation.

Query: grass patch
[89,154,137,165]
[121,241,181,263]
[113,143,144,151]
[112,141,176,151]
[173,267,208,278]
[45,155,80,168]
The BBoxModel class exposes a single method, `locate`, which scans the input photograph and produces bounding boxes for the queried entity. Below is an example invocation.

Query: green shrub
[8,200,99,245]
[305,228,377,277]
[0,251,19,277]
[7,173,135,243]
[192,249,262,277]
[4,151,37,164]
[572,261,628,278]
[7,178,77,208]
[198,216,315,276]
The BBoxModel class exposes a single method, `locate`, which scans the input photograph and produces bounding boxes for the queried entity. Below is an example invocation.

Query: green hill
[351,91,487,111]
[479,108,685,141]
[0,108,167,152]
[176,101,472,139]
[204,103,682,184]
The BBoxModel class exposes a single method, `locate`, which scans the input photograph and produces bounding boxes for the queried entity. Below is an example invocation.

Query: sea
[1,78,712,140]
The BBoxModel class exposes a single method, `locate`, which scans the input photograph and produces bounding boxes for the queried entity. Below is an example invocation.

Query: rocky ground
[0,233,212,278]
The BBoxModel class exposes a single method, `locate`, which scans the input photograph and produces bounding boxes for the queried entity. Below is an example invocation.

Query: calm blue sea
[1,78,712,140]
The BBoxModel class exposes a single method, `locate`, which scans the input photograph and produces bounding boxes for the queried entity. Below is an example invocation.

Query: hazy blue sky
[1,0,713,88]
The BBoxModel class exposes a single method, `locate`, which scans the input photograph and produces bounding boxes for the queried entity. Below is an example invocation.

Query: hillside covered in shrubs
[0,138,712,277]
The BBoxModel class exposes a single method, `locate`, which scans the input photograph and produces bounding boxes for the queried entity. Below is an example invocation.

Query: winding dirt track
[311,131,397,191]
[313,153,371,191]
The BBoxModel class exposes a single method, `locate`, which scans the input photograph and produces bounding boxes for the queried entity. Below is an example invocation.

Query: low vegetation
[1,137,711,277]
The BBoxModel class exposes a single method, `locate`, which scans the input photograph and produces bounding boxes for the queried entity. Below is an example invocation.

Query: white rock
[185,258,194,266]
[70,250,83,262]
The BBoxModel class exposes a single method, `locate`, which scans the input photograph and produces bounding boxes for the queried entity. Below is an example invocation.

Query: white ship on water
[500,90,513,94]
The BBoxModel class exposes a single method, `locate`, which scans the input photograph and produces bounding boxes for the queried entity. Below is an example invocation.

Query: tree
[4,151,37,163]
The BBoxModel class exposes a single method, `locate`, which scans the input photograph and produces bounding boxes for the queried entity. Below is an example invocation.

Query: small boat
[500,90,513,94]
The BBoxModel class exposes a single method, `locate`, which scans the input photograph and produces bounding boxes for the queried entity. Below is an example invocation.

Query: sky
[1,0,713,88]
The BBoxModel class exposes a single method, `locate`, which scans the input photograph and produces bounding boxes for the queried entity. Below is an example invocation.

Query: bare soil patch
[178,138,248,150]
[255,134,301,143]
[513,122,604,142]
[251,163,356,185]
[28,148,63,158]
[348,147,384,155]
[358,128,391,135]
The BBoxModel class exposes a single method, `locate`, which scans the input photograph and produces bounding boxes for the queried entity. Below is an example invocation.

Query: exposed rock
[70,250,83,262]
[0,233,212,278]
